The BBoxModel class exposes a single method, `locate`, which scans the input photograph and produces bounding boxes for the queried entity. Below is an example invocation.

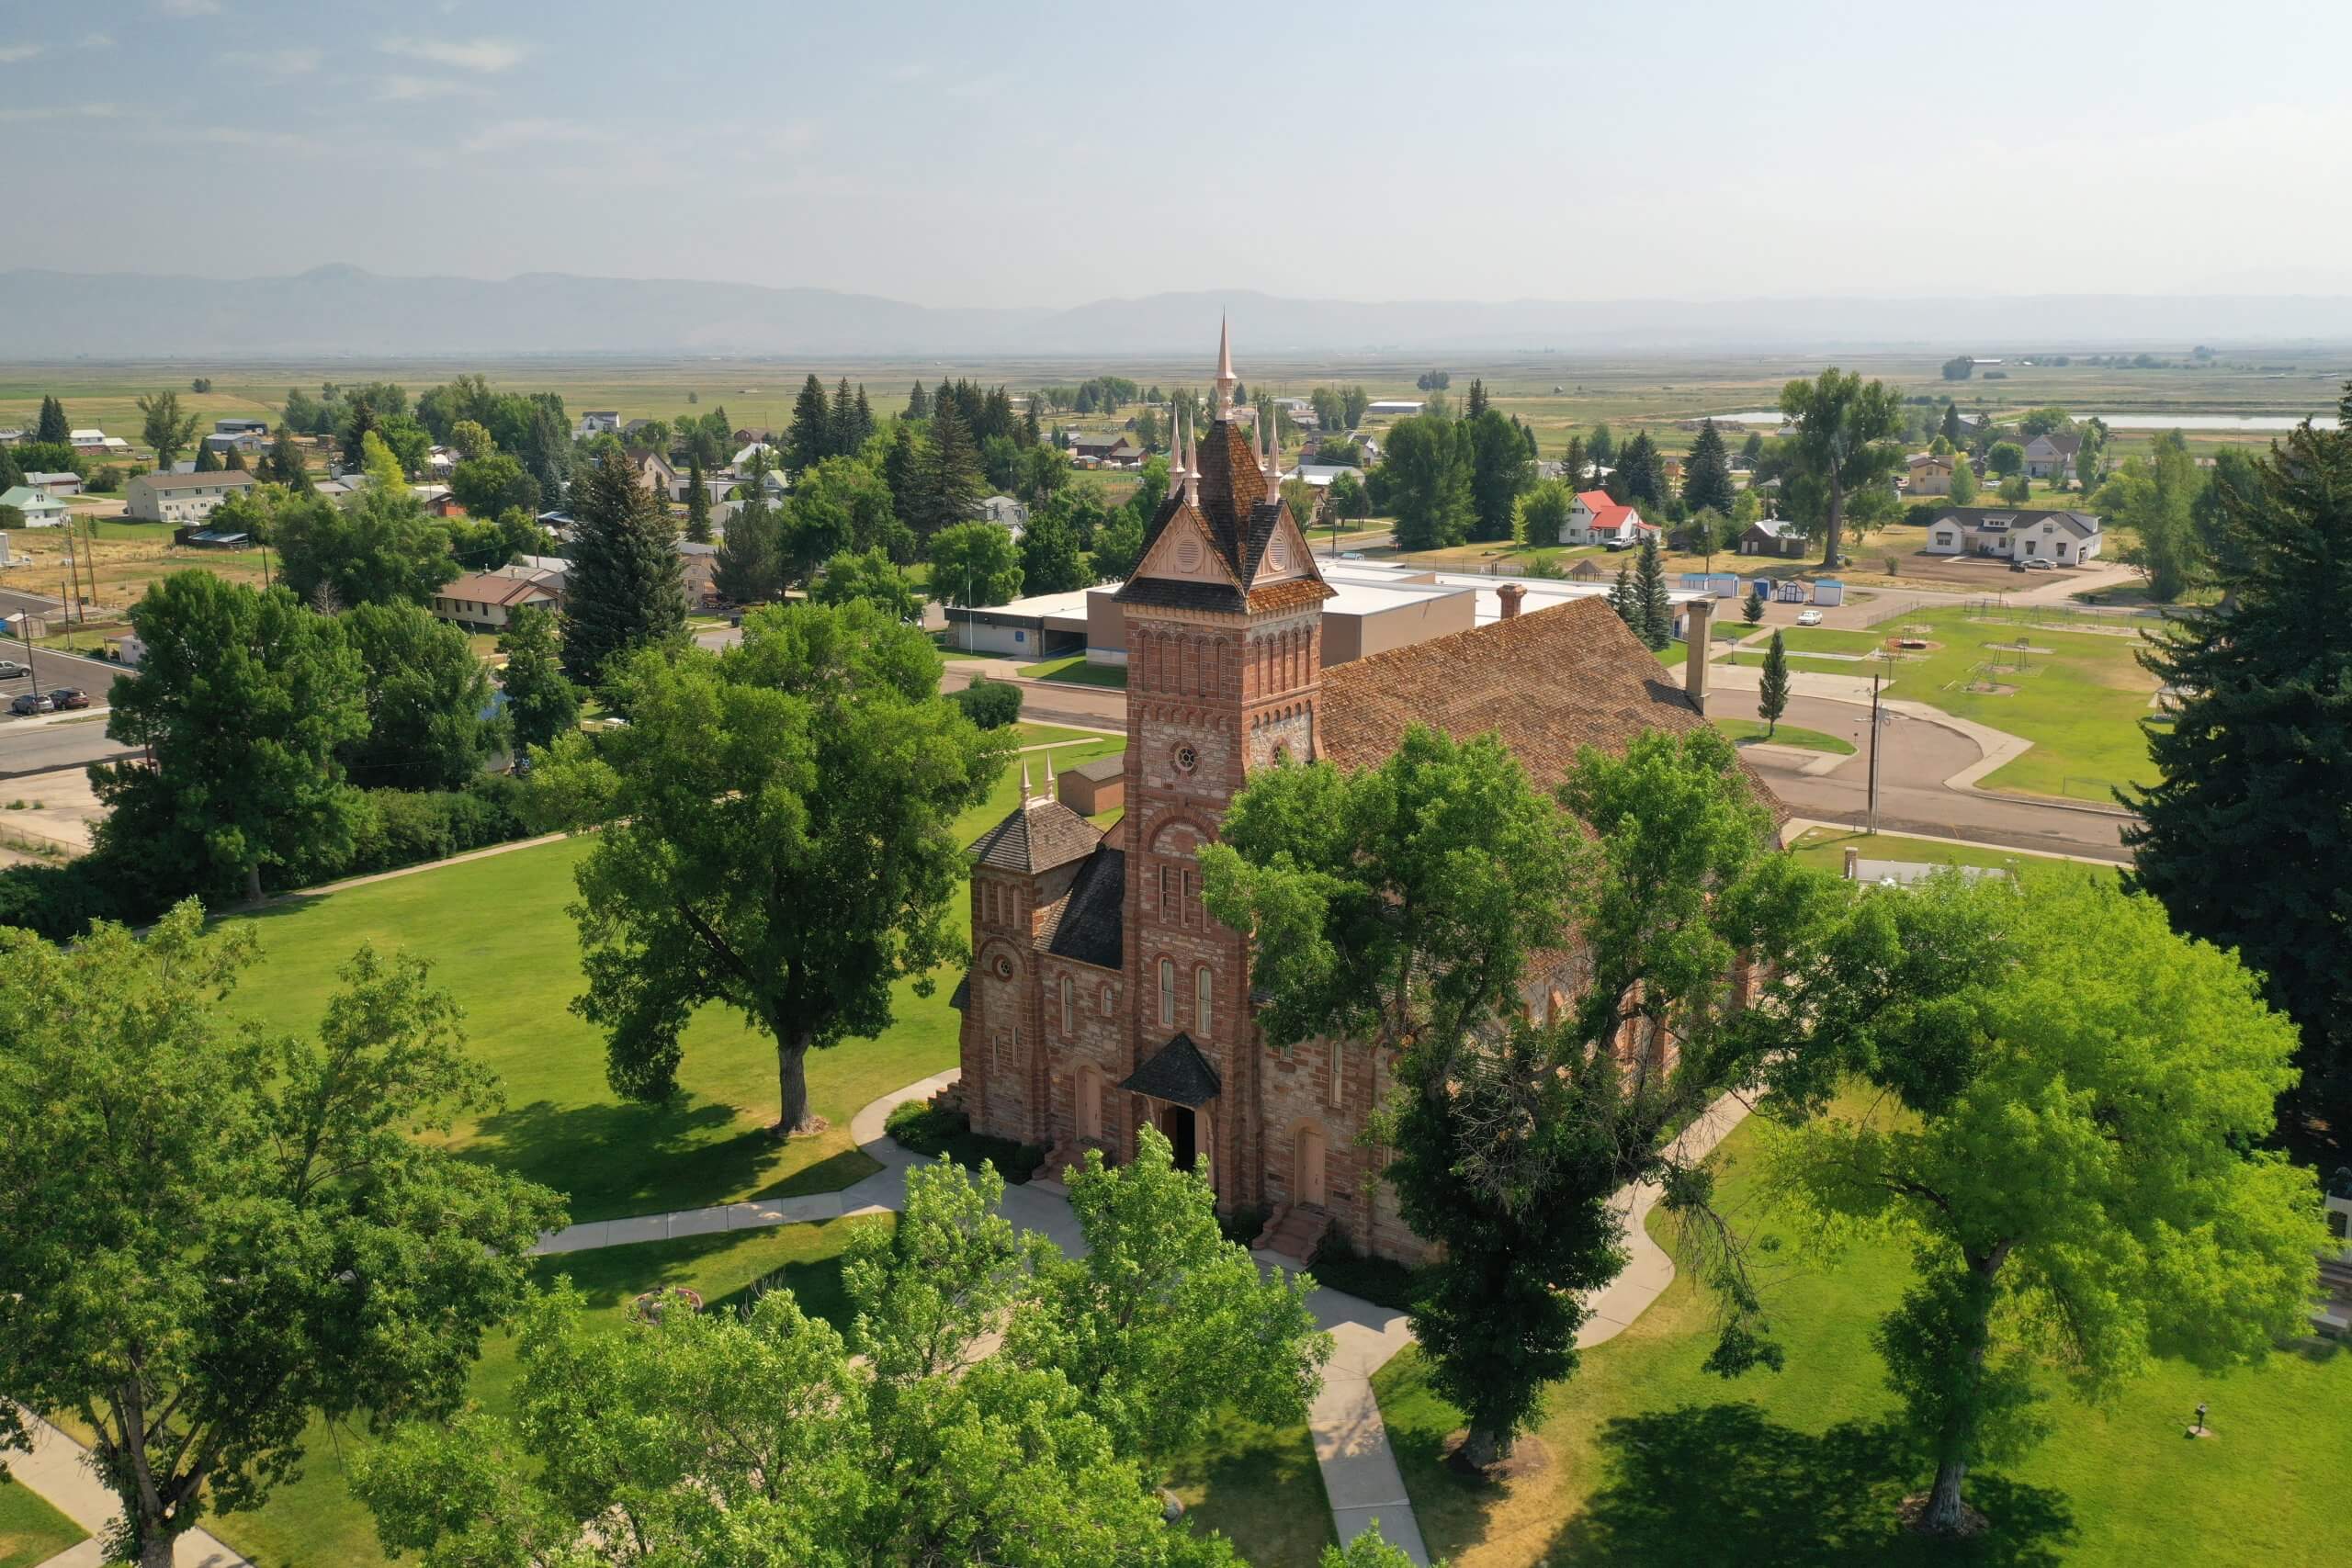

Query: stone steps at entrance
[1254,1201,1335,1268]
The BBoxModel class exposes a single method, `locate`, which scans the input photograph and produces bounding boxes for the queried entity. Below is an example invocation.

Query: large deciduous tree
[1764,870,2325,1534]
[354,1142,1318,1567]
[1382,413,1473,551]
[273,483,460,610]
[535,600,1009,1134]
[1465,406,1535,542]
[2100,432,2204,602]
[138,389,201,470]
[1778,368,1905,566]
[811,546,922,623]
[2127,386,2352,1148]
[493,601,581,752]
[0,905,564,1568]
[339,600,503,790]
[1204,726,1814,1467]
[927,519,1023,608]
[448,452,540,520]
[94,574,368,903]
[560,450,685,687]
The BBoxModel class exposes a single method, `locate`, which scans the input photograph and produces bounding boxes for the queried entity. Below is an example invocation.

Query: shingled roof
[1040,843,1125,970]
[1120,1032,1222,1107]
[1114,416,1334,617]
[967,797,1101,875]
[1320,597,1780,817]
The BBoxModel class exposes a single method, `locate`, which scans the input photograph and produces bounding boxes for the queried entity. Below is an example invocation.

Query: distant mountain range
[7,266,2352,358]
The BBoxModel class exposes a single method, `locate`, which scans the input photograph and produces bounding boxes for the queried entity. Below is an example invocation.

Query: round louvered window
[994,955,1014,979]
[1176,537,1204,572]
[1266,533,1289,569]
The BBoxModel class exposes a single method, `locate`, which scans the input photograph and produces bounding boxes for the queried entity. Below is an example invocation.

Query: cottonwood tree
[0,905,564,1568]
[354,1135,1320,1567]
[1018,502,1093,596]
[1763,870,2325,1534]
[535,600,1009,1134]
[561,449,685,687]
[138,389,200,469]
[1517,478,1572,545]
[339,600,503,790]
[2100,433,2203,602]
[95,573,368,904]
[1204,726,1821,1466]
[1383,413,1473,550]
[494,602,580,752]
[927,519,1023,608]
[811,546,922,623]
[273,483,460,609]
[2128,387,2352,1146]
[1778,368,1905,567]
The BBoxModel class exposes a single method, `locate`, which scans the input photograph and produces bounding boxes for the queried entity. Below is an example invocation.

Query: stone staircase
[1252,1201,1335,1269]
[2314,1255,2352,1338]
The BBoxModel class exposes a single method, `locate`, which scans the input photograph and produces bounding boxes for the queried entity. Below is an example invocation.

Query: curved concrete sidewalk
[6,1403,251,1568]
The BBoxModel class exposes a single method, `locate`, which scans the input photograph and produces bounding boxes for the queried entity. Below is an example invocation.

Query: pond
[2082,412,2337,431]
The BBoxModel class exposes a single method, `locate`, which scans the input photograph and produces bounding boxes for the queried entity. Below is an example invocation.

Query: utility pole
[1866,669,1883,836]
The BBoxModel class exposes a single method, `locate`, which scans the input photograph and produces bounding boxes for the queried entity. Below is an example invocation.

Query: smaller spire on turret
[1213,315,1237,417]
[1019,757,1032,804]
[1262,405,1278,481]
[1042,749,1054,803]
[1184,412,1201,505]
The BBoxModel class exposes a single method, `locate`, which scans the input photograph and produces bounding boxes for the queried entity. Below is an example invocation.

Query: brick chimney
[1682,596,1713,705]
[1497,581,1526,619]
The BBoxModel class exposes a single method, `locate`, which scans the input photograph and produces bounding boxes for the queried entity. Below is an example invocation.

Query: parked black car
[10,692,55,716]
[46,688,89,710]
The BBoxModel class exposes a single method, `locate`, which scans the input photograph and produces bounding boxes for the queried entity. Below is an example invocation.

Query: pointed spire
[1213,314,1237,418]
[1020,757,1032,804]
[1184,411,1201,505]
[1042,749,1054,801]
[1170,405,1187,480]
[1262,404,1278,480]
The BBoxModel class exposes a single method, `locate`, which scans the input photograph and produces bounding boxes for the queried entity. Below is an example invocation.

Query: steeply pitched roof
[1318,597,1779,814]
[967,797,1101,875]
[1115,416,1333,618]
[1040,843,1125,970]
[1574,489,1639,532]
[1120,1032,1222,1107]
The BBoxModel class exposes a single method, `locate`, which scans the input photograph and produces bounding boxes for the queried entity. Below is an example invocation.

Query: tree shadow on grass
[531,1218,866,1329]
[1549,1403,2075,1568]
[466,1093,876,1225]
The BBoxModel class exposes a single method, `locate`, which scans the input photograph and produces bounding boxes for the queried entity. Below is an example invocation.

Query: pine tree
[914,398,983,547]
[1683,419,1736,515]
[712,491,785,605]
[194,440,220,472]
[1563,435,1587,491]
[266,426,310,490]
[684,452,712,542]
[223,446,249,473]
[0,443,23,490]
[1757,629,1791,736]
[1465,378,1488,418]
[785,374,831,475]
[560,451,686,687]
[905,381,931,420]
[829,378,858,461]
[1608,562,1637,628]
[1941,401,1963,445]
[881,421,922,546]
[1633,536,1672,649]
[1021,396,1041,446]
[854,386,875,449]
[2125,382,2352,1144]
[1742,581,1766,625]
[37,394,69,446]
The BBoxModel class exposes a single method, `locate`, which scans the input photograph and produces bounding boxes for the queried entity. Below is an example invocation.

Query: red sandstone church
[951,326,1728,1265]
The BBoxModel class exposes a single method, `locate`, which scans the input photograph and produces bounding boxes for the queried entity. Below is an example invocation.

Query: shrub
[0,861,128,941]
[884,1100,1046,1184]
[946,672,1023,729]
[87,466,123,494]
[1308,1228,1429,1313]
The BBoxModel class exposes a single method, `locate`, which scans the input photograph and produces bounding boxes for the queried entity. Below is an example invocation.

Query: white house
[974,494,1030,538]
[1556,489,1655,548]
[1922,508,2103,563]
[123,468,256,525]
[1286,463,1364,490]
[730,441,778,468]
[69,428,131,455]
[1365,399,1424,417]
[0,485,70,526]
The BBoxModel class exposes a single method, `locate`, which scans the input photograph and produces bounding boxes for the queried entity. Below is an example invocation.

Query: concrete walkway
[6,1404,251,1568]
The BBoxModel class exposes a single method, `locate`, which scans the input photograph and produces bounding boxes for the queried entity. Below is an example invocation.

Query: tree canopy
[273,483,460,610]
[534,600,1010,1133]
[1382,413,1473,551]
[1778,368,1905,566]
[494,601,580,753]
[928,520,1024,608]
[339,600,503,790]
[561,452,685,687]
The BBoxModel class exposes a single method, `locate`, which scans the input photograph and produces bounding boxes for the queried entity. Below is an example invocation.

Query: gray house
[2022,432,2083,479]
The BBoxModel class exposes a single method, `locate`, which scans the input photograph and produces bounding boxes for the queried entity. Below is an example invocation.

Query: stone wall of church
[1250,1031,1432,1267]
[1035,957,1125,1156]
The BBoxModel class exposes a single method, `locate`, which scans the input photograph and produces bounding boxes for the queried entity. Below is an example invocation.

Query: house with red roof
[1557,489,1657,549]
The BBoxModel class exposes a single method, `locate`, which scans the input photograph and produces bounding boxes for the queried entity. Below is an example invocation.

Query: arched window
[1059,974,1074,1036]
[1159,958,1175,1027]
[1195,965,1214,1035]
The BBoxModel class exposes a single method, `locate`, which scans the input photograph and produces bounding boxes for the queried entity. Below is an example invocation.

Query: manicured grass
[216,736,1123,1226]
[211,1215,891,1568]
[1168,1409,1335,1567]
[1712,717,1855,755]
[1728,649,1893,674]
[1772,626,1898,656]
[1371,1110,2348,1567]
[1015,720,1122,748]
[1785,827,2122,879]
[0,1482,86,1568]
[1019,653,1129,688]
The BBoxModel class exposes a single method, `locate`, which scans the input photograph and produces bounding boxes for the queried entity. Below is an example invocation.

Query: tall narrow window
[1158,864,1172,921]
[1195,965,1214,1034]
[1329,1040,1345,1108]
[1059,975,1074,1036]
[1101,984,1114,1018]
[1182,870,1199,927]
[1159,958,1176,1027]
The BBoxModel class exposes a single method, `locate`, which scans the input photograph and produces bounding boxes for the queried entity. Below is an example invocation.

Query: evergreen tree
[1465,406,1534,543]
[1757,629,1791,736]
[913,397,984,547]
[1743,581,1766,625]
[684,452,712,542]
[1563,434,1588,491]
[712,491,785,605]
[829,378,858,459]
[1633,536,1671,650]
[1608,562,1637,627]
[37,393,71,446]
[0,442,21,491]
[785,373,832,475]
[1022,396,1041,446]
[1683,418,1736,515]
[495,602,581,752]
[266,426,311,490]
[1017,502,1092,596]
[560,452,686,688]
[194,440,221,472]
[2126,384,2352,1145]
[1588,423,1615,467]
[854,385,875,448]
[1940,401,1963,444]
[1617,431,1668,508]
[223,446,248,473]
[1464,378,1488,417]
[905,380,931,420]
[880,420,923,552]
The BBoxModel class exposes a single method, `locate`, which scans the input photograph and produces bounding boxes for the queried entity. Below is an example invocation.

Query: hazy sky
[10,1,2350,305]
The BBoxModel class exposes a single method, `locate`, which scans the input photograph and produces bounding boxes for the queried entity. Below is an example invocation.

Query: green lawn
[0,1482,86,1568]
[1713,717,1856,755]
[1787,827,2120,880]
[1770,626,1899,656]
[1019,653,1129,688]
[1015,720,1122,748]
[212,1215,891,1568]
[1168,1409,1334,1567]
[1371,1109,2347,1568]
[217,734,1123,1226]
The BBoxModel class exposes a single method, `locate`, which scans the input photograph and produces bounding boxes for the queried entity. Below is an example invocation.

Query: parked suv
[10,692,55,716]
[46,687,90,710]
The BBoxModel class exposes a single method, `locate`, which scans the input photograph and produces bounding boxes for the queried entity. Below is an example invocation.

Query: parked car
[46,687,89,710]
[1795,608,1824,626]
[2009,559,2028,572]
[2020,556,2055,570]
[0,660,28,681]
[10,692,55,716]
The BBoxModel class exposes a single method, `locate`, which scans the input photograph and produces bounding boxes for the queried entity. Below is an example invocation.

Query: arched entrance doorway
[1295,1122,1327,1207]
[1158,1103,1198,1170]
